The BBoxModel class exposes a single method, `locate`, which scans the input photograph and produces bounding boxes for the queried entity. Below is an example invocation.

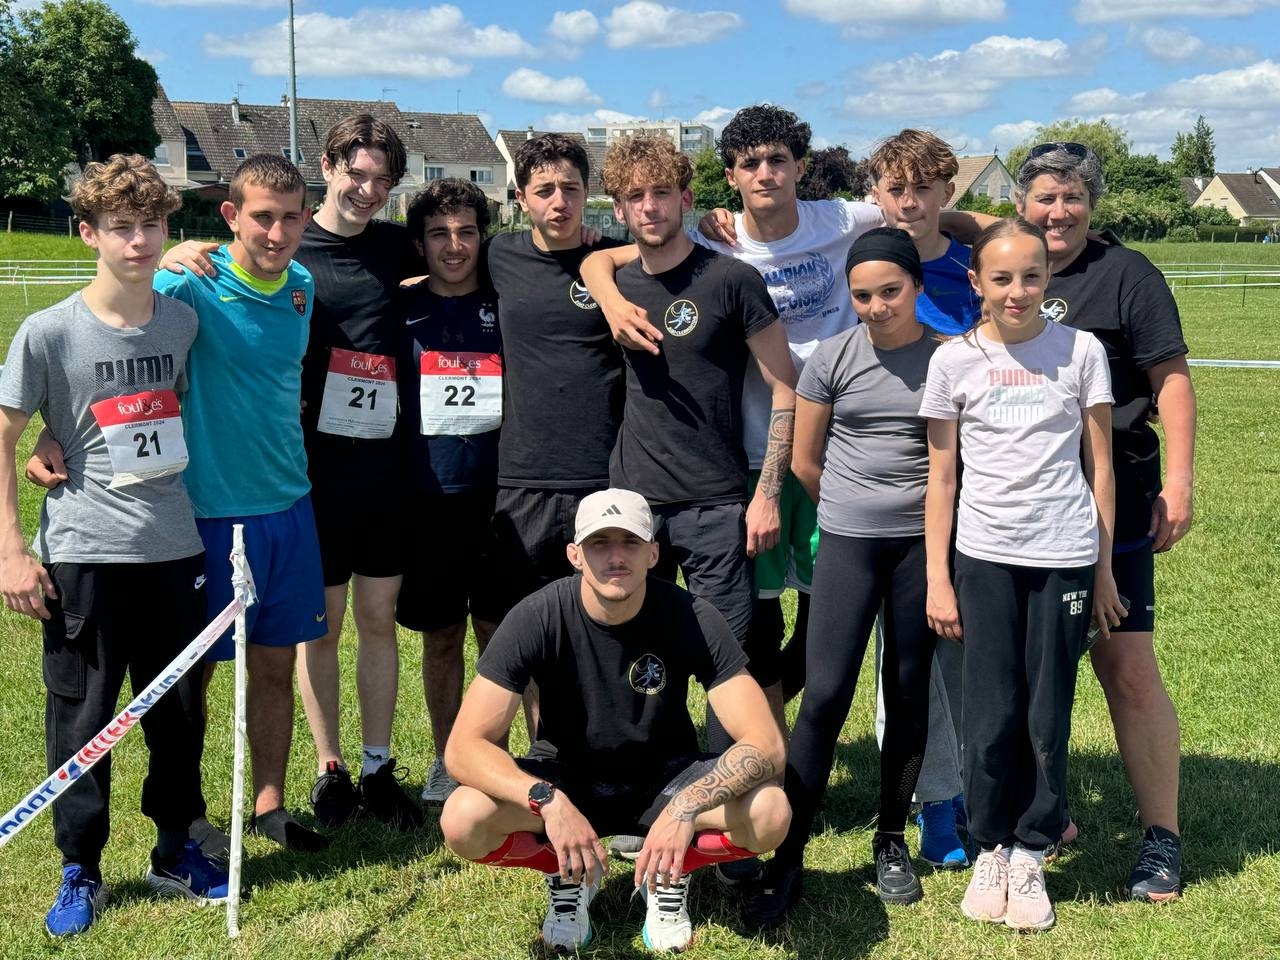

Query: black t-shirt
[477,575,747,781]
[484,232,627,489]
[1045,240,1188,542]
[297,219,424,458]
[611,245,779,506]
[398,284,502,495]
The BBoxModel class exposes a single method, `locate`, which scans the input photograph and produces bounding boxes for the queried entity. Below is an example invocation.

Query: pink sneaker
[961,847,1009,923]
[1005,856,1055,932]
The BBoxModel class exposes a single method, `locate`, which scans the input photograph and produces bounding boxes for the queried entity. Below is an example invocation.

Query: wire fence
[3,211,232,242]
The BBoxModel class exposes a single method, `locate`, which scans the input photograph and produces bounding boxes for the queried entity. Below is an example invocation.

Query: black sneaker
[310,761,361,827]
[360,759,424,830]
[742,859,802,930]
[1125,826,1182,902]
[873,832,923,905]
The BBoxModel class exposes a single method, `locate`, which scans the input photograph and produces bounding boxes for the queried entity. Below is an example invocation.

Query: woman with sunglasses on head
[746,228,945,926]
[1015,143,1196,903]
[921,217,1125,932]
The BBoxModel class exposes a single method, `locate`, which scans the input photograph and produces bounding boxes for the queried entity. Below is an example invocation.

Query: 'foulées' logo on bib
[629,654,667,695]
[569,280,599,310]
[664,300,699,336]
[1040,298,1068,322]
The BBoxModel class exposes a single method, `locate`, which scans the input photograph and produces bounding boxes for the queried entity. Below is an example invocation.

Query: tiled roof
[1216,173,1280,218]
[152,85,183,142]
[1180,176,1210,205]
[496,128,606,193]
[403,112,503,163]
[948,155,999,207]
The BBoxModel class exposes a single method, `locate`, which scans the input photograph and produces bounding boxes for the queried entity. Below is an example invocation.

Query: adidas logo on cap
[575,488,653,543]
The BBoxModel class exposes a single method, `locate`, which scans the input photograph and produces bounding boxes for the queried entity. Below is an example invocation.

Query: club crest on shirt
[664,300,699,337]
[629,654,667,695]
[1040,298,1068,322]
[291,288,308,316]
[479,305,497,331]
[569,280,599,310]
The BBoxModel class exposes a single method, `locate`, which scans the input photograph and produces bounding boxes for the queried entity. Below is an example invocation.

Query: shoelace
[652,878,689,921]
[57,872,96,907]
[877,841,910,872]
[1134,837,1179,876]
[548,879,584,917]
[973,851,1009,892]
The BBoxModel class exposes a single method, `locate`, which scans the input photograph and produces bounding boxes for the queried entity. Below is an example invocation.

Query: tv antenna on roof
[381,87,396,101]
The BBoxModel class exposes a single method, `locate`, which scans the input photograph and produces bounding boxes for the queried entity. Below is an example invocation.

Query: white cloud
[989,120,1043,152]
[1063,87,1145,113]
[844,89,992,119]
[863,34,1103,95]
[784,0,1005,23]
[539,108,646,132]
[204,6,532,78]
[1134,26,1254,64]
[138,48,169,64]
[603,2,743,49]
[548,9,601,45]
[647,88,670,111]
[1160,58,1280,108]
[140,0,282,7]
[796,81,829,99]
[692,106,738,129]
[1075,0,1278,22]
[502,68,602,105]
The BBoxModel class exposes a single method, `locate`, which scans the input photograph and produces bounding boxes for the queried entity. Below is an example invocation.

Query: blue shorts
[196,495,328,661]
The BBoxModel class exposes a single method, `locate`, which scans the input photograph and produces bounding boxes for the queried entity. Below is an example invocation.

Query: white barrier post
[226,524,255,938]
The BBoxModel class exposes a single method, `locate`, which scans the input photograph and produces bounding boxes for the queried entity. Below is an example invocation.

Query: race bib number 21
[317,348,397,439]
[90,389,188,488]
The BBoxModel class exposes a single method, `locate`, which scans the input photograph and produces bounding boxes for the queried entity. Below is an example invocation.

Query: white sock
[361,746,390,777]
[1011,844,1044,867]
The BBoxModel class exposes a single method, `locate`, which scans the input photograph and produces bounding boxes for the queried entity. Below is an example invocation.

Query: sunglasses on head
[1028,141,1090,160]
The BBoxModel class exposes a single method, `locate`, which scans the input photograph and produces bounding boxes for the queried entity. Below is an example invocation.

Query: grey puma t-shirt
[0,291,203,563]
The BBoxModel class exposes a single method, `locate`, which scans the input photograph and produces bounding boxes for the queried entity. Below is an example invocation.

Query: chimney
[230,95,240,125]
[281,94,289,107]
[526,125,534,140]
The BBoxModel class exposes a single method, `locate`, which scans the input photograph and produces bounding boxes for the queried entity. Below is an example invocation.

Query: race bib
[317,348,397,439]
[419,350,502,436]
[90,390,188,488]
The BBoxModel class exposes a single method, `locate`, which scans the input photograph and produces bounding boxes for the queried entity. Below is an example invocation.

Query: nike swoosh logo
[315,612,327,622]
[405,316,426,326]
[219,295,240,303]
[194,575,206,589]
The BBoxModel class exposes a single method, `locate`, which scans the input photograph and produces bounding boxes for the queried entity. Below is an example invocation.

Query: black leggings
[776,531,936,868]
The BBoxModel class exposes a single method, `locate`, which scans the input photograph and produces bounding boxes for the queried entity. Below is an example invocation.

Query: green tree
[1171,115,1216,179]
[1106,153,1183,203]
[14,0,158,164]
[797,146,869,201]
[1005,119,1131,181]
[0,2,75,200]
[690,146,739,212]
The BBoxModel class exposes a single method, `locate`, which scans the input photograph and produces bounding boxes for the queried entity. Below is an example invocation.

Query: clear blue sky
[109,0,1279,170]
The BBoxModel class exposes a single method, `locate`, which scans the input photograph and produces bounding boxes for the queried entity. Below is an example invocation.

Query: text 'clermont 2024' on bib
[419,350,503,436]
[90,389,189,488]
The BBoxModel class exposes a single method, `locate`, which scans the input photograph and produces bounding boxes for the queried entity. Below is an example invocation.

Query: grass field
[0,235,1277,958]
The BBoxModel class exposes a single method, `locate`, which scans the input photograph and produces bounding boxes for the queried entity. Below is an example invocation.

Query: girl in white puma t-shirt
[919,218,1125,932]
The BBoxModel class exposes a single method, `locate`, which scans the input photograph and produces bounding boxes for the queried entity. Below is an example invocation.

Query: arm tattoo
[664,744,777,823]
[756,408,794,501]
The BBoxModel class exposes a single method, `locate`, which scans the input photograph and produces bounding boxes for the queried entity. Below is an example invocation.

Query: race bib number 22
[419,350,502,436]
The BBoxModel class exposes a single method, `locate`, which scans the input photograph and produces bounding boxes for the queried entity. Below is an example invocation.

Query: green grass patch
[0,260,1277,959]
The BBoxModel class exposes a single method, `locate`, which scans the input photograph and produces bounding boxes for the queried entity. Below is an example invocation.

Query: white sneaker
[542,872,600,951]
[641,874,693,952]
[420,757,459,805]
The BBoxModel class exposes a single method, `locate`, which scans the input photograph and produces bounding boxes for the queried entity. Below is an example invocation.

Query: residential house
[150,85,200,190]
[946,154,1015,208]
[1192,171,1280,226]
[1180,176,1211,206]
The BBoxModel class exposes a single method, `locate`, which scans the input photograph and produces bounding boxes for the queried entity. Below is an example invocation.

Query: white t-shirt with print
[918,320,1114,567]
[692,199,884,467]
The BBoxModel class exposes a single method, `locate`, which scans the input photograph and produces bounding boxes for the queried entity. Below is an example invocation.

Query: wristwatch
[527,781,556,816]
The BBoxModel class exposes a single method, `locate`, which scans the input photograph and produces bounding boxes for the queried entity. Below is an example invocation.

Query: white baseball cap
[574,488,654,543]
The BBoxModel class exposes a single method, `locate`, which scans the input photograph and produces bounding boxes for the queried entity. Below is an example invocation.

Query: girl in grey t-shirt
[755,228,942,917]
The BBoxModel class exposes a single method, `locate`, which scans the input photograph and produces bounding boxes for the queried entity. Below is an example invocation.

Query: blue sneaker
[45,864,108,937]
[918,799,969,869]
[145,840,230,905]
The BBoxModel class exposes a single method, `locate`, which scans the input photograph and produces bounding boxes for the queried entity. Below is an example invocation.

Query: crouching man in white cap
[441,488,789,953]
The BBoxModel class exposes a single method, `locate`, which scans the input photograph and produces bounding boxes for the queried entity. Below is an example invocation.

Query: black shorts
[1111,542,1156,633]
[515,753,717,837]
[491,485,601,618]
[396,488,504,632]
[307,439,408,586]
